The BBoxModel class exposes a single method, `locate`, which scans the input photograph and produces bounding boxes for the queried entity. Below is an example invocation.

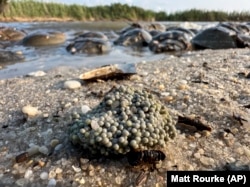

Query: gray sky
[51,0,250,13]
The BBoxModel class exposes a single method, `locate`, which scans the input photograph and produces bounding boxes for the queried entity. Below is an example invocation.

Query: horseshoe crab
[74,31,109,41]
[20,31,66,47]
[149,30,192,53]
[145,22,166,32]
[114,28,152,47]
[191,25,240,49]
[0,27,26,42]
[0,50,24,63]
[66,38,112,55]
[118,22,143,35]
[166,26,196,40]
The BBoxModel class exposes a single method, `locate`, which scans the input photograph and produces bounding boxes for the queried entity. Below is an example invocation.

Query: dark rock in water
[0,50,24,63]
[20,31,66,47]
[79,63,137,81]
[66,38,112,55]
[0,27,26,42]
[191,26,239,49]
[114,28,152,47]
[149,30,192,53]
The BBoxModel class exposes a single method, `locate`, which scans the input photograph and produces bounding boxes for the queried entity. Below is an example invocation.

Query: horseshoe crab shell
[79,63,137,81]
[114,28,152,47]
[0,50,24,63]
[0,27,26,42]
[191,26,238,49]
[75,31,109,41]
[66,38,112,55]
[149,30,192,53]
[20,31,66,47]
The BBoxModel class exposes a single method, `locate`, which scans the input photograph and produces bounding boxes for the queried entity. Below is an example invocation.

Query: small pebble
[55,168,63,174]
[54,144,63,152]
[81,105,91,114]
[27,145,40,156]
[39,146,49,155]
[200,156,215,166]
[115,176,122,185]
[49,170,56,178]
[72,165,81,173]
[22,105,40,117]
[80,158,89,165]
[40,172,49,180]
[15,178,28,186]
[50,139,60,148]
[64,80,81,89]
[48,178,57,187]
[79,178,85,185]
[24,169,33,179]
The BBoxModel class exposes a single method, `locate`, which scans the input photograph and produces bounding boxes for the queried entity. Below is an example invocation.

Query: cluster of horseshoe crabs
[69,85,177,157]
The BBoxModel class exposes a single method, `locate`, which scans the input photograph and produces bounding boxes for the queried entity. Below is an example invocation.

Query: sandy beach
[0,48,249,187]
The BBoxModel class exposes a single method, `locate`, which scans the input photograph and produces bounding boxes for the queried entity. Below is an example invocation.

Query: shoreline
[0,48,249,186]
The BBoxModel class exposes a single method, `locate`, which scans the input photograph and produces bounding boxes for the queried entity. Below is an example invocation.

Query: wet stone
[64,80,81,90]
[40,172,49,180]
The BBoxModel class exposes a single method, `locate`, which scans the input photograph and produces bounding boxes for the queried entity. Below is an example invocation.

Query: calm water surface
[0,21,209,79]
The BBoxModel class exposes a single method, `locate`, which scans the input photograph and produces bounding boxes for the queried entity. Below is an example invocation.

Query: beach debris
[176,114,212,133]
[135,171,149,186]
[79,63,137,81]
[232,112,248,126]
[126,150,166,170]
[15,152,30,163]
[69,85,177,156]
[246,72,250,79]
[243,104,250,109]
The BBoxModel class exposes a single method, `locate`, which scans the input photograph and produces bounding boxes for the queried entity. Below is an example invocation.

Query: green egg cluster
[69,85,177,156]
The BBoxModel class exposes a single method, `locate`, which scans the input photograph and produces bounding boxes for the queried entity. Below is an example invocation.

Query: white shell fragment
[79,63,137,81]
[22,105,40,117]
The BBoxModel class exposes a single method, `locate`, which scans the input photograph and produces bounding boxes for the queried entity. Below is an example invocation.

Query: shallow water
[0,21,208,79]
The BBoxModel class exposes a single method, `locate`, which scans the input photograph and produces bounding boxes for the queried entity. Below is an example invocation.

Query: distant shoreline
[0,17,79,22]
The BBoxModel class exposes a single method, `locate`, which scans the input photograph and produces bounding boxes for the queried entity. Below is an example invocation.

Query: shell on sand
[79,63,137,81]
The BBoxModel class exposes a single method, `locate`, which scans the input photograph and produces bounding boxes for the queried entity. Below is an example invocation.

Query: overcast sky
[50,0,250,13]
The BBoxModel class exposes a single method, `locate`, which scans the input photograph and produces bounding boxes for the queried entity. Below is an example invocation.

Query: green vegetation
[0,0,8,15]
[1,0,250,21]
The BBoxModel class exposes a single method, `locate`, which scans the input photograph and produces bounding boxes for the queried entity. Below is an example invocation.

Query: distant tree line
[1,0,250,21]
